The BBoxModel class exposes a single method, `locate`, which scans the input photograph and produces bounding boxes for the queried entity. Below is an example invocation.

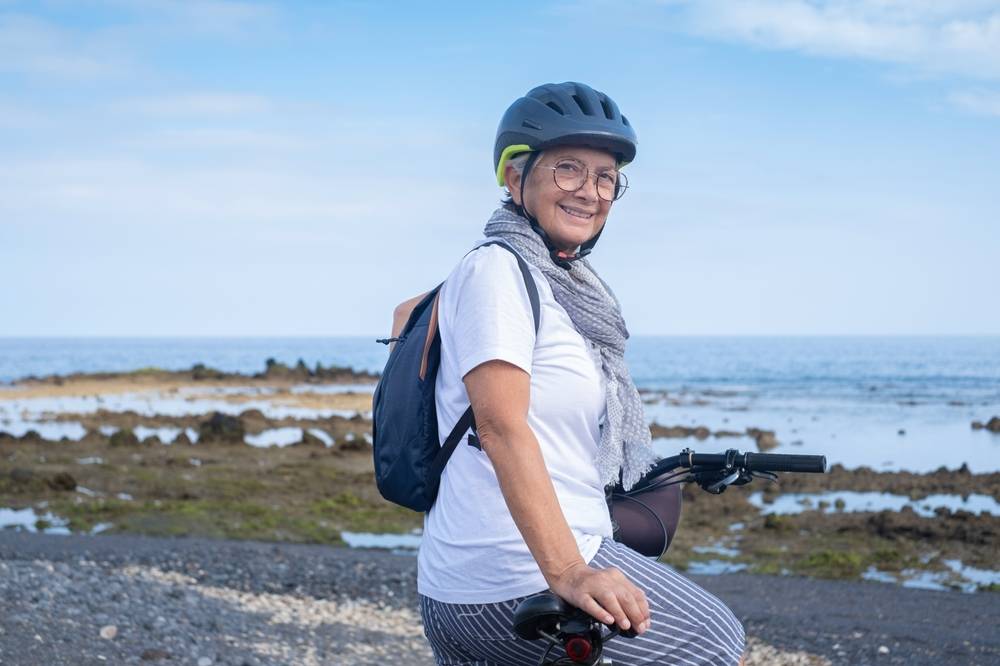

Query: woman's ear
[504,164,523,206]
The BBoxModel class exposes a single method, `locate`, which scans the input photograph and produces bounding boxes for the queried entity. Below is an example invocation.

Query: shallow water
[307,428,334,446]
[340,530,422,551]
[646,396,1000,473]
[0,419,87,440]
[290,384,376,395]
[746,490,1000,518]
[863,561,1000,593]
[3,336,997,472]
[686,560,748,575]
[244,427,303,448]
[0,507,70,534]
[0,393,364,424]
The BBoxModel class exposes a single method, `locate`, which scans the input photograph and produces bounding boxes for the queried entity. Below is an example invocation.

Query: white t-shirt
[416,241,614,604]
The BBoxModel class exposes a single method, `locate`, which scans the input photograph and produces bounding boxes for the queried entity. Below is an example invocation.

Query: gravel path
[1,532,997,666]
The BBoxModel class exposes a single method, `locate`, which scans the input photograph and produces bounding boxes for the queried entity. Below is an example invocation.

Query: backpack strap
[427,241,541,482]
[478,240,541,334]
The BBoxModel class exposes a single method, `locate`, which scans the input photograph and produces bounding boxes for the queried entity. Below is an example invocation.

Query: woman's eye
[556,162,582,175]
[598,172,618,186]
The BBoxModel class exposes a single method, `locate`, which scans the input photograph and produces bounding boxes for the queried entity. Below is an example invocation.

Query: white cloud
[101,0,277,37]
[124,127,310,152]
[0,2,278,83]
[949,88,1000,115]
[115,92,272,116]
[0,14,130,79]
[658,0,1000,80]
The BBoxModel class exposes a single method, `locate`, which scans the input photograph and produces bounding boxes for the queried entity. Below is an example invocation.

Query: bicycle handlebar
[743,452,827,473]
[642,449,827,482]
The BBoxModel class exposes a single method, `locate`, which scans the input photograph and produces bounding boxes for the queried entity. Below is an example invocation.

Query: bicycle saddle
[513,592,571,640]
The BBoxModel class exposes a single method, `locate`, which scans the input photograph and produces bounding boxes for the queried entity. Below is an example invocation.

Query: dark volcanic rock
[9,468,36,485]
[47,472,77,491]
[262,358,311,380]
[109,429,140,448]
[191,363,225,381]
[294,430,328,448]
[747,428,778,452]
[971,416,1000,433]
[140,648,172,661]
[863,506,998,546]
[649,423,711,439]
[336,435,369,453]
[198,412,245,445]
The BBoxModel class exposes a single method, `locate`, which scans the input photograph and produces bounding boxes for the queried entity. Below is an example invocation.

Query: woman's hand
[548,561,650,634]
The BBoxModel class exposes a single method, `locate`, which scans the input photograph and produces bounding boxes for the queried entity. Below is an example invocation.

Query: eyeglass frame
[532,158,629,202]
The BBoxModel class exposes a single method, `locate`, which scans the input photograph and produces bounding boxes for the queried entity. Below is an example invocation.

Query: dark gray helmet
[494,81,637,185]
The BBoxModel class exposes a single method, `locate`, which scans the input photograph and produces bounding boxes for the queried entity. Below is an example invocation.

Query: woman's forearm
[480,422,586,586]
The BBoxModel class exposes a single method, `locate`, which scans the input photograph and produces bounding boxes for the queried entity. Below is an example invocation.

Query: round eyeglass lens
[553,162,585,192]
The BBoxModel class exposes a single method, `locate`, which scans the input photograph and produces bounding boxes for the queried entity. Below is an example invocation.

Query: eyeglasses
[535,158,628,202]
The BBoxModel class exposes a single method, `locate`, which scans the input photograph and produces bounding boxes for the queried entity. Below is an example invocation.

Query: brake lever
[750,470,778,484]
[705,470,740,494]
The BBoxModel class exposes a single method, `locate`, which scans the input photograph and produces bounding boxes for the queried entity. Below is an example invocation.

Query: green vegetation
[126,367,166,376]
[2,435,421,545]
[2,430,995,591]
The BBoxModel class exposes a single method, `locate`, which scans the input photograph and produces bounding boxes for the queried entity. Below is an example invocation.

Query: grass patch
[799,550,865,578]
[126,367,166,376]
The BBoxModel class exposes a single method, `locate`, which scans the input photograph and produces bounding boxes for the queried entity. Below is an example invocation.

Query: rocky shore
[1,364,999,664]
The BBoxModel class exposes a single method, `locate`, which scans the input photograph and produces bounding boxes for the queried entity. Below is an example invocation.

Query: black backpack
[372,241,540,512]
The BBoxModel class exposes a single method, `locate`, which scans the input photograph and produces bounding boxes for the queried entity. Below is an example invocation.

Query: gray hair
[505,152,531,177]
[501,152,534,205]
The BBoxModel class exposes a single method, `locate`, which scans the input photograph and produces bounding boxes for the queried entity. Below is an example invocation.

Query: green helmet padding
[496,144,533,186]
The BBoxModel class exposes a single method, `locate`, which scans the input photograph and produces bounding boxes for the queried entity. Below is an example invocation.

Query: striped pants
[420,538,745,665]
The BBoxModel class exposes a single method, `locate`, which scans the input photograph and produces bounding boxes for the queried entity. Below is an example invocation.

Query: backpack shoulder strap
[428,241,541,482]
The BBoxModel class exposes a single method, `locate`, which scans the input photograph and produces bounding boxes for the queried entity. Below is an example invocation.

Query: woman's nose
[574,173,600,201]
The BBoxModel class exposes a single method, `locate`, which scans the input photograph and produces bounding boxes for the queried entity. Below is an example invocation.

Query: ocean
[1,336,998,473]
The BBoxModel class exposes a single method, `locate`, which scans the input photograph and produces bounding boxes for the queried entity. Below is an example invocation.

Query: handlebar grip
[744,453,827,473]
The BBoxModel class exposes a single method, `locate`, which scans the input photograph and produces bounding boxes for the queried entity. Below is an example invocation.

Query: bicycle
[512,447,828,665]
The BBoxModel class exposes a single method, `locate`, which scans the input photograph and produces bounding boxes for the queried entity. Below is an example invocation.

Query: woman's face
[507,146,617,252]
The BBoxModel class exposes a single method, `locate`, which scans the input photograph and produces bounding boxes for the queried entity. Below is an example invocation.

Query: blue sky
[2,0,998,336]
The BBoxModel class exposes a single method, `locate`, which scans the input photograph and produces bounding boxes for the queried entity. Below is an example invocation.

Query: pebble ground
[1,532,997,665]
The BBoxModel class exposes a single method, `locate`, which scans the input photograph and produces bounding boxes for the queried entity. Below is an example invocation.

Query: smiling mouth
[560,205,594,220]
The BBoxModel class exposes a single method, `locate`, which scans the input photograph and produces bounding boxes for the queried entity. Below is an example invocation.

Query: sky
[1,0,999,337]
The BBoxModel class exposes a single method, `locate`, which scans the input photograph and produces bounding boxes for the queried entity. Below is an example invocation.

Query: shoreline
[1,366,998,594]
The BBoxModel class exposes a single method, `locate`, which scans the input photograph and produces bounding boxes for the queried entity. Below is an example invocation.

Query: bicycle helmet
[493,82,638,268]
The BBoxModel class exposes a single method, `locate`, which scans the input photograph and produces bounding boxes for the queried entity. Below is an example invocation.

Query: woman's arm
[463,359,650,634]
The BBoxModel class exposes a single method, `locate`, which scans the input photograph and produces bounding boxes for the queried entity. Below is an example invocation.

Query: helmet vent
[571,93,594,116]
[600,97,614,120]
[622,115,631,127]
[545,101,565,115]
[521,119,542,130]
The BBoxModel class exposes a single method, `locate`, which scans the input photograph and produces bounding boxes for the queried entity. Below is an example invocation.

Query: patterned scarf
[482,205,656,490]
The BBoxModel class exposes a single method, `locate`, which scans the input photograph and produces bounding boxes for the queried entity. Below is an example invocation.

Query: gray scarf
[483,206,657,490]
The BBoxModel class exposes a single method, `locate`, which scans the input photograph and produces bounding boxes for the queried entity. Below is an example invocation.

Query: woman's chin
[549,221,595,249]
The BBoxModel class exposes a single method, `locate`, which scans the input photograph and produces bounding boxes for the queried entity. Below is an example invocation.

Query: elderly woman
[417,82,745,665]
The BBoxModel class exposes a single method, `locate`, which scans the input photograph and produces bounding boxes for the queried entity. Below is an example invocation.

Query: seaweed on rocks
[197,412,245,445]
[109,429,140,448]
[10,358,379,387]
[47,472,77,492]
[971,416,1000,433]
